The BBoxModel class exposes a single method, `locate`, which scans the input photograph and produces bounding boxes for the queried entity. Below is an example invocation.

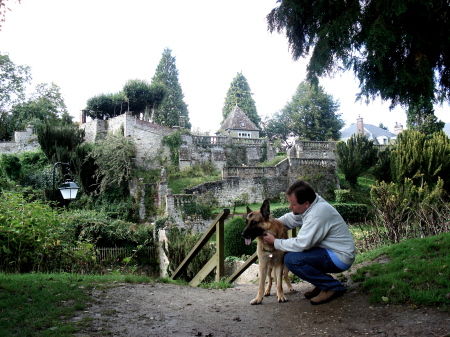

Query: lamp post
[52,162,79,201]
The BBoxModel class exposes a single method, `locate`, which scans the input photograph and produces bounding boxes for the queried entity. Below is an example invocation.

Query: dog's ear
[261,199,270,220]
[246,206,252,214]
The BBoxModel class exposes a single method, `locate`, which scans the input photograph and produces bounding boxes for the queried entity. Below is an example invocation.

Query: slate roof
[340,123,397,143]
[219,105,259,131]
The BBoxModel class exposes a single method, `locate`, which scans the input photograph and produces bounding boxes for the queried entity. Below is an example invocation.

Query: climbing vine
[161,130,184,170]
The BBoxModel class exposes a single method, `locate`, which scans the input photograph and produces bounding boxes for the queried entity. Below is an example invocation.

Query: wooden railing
[171,209,298,286]
[171,208,230,286]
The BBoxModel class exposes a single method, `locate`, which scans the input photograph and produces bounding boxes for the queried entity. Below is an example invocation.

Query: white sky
[1,0,448,135]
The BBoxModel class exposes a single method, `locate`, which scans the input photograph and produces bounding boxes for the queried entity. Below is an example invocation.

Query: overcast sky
[1,0,448,135]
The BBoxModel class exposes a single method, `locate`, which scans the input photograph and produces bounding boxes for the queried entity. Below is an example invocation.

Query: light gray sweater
[274,194,356,266]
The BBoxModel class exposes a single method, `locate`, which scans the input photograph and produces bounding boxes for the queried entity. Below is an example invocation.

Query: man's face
[287,194,310,215]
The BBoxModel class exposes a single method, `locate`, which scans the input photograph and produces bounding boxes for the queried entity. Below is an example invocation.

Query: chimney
[80,110,87,125]
[356,115,364,135]
[394,122,404,135]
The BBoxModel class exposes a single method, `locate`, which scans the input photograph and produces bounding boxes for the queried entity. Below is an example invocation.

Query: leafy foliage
[85,92,126,120]
[123,79,166,119]
[0,53,31,111]
[266,81,343,141]
[370,178,445,243]
[335,134,378,186]
[222,72,260,128]
[151,48,191,128]
[0,191,64,272]
[332,203,370,224]
[224,217,256,258]
[88,132,136,195]
[267,0,450,107]
[37,122,85,164]
[0,153,21,181]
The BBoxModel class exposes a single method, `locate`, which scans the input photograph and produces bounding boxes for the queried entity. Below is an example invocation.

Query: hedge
[271,204,369,224]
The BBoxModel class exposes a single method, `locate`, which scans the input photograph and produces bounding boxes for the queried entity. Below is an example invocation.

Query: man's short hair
[286,180,316,204]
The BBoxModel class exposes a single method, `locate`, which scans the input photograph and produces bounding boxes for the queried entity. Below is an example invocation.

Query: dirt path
[74,280,449,337]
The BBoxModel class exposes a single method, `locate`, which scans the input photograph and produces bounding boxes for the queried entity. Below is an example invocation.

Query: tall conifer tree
[222,72,260,127]
[151,48,191,129]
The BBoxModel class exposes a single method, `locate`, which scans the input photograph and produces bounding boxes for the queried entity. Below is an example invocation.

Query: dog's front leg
[251,259,268,305]
[264,265,273,296]
[275,265,288,303]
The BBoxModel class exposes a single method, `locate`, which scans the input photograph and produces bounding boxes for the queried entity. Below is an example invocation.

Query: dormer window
[240,121,245,127]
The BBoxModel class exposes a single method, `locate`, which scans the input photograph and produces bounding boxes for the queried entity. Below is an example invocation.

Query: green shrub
[370,178,446,243]
[271,206,291,219]
[62,209,154,247]
[0,191,64,272]
[333,203,370,224]
[0,153,21,181]
[224,217,256,257]
[334,189,350,203]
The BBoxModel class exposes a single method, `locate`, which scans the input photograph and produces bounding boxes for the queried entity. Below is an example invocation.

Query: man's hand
[263,232,275,245]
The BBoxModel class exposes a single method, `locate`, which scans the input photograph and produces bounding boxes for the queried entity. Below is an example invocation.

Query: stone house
[216,105,260,138]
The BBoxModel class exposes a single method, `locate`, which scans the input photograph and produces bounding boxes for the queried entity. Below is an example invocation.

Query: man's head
[286,180,316,215]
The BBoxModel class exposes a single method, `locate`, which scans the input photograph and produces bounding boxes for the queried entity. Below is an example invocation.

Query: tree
[88,132,136,195]
[122,79,166,121]
[151,48,191,129]
[222,72,260,127]
[261,111,292,149]
[37,123,85,165]
[281,81,343,141]
[0,53,31,110]
[8,82,71,133]
[85,93,122,120]
[335,134,378,187]
[406,97,445,136]
[267,0,450,108]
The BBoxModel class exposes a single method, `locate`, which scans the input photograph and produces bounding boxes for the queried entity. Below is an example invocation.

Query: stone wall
[179,135,276,171]
[80,112,175,169]
[0,126,40,154]
[184,175,288,207]
[288,158,338,200]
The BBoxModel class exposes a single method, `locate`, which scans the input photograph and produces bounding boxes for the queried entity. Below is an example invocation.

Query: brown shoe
[310,289,347,305]
[304,286,321,299]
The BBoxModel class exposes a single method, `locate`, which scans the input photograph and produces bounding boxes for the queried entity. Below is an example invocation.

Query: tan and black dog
[242,199,293,305]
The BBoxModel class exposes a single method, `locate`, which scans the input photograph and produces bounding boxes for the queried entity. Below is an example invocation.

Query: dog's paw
[277,296,288,303]
[264,291,271,297]
[250,297,263,305]
[288,288,296,293]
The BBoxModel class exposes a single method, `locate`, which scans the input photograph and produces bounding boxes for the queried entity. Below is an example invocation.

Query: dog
[241,199,293,305]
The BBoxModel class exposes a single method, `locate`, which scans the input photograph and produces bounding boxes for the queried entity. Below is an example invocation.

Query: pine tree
[390,130,450,192]
[267,0,450,107]
[222,72,260,127]
[151,48,191,129]
[335,133,378,186]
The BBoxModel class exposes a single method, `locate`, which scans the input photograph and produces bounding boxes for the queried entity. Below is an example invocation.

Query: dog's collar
[263,247,274,253]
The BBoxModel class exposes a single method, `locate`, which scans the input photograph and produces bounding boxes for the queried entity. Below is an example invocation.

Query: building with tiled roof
[217,105,260,138]
[340,116,400,145]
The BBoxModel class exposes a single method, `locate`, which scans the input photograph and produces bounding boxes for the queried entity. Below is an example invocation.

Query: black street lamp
[52,162,79,201]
